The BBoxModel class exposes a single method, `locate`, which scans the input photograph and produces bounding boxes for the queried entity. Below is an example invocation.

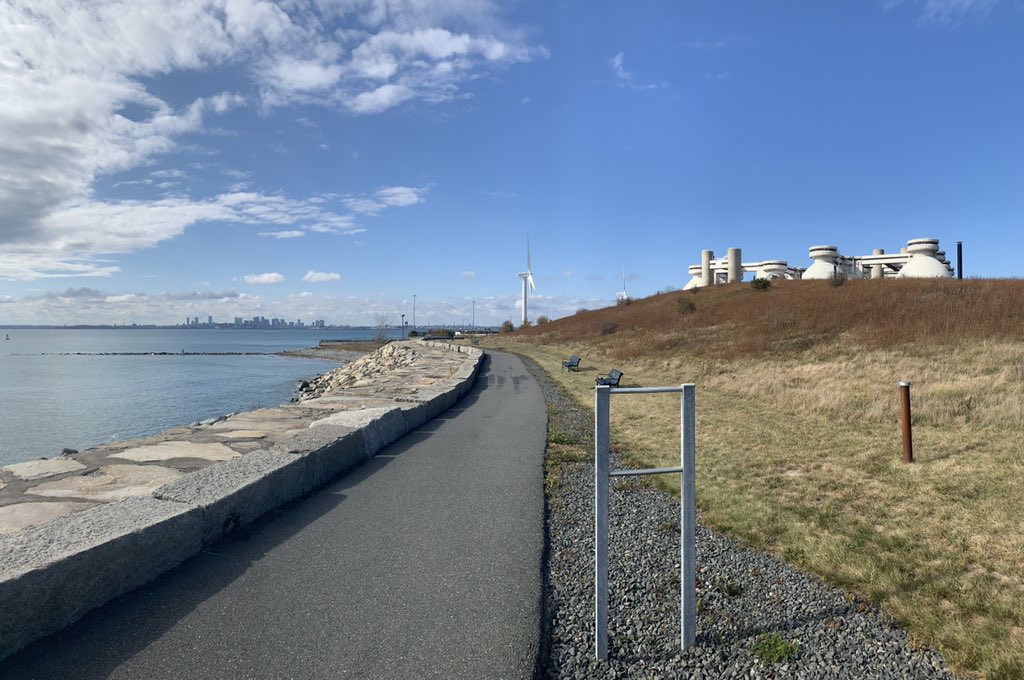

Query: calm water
[0,328,397,466]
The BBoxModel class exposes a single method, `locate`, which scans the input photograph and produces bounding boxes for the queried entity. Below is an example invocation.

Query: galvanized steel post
[899,381,913,463]
[593,384,697,661]
[594,384,610,660]
[681,384,696,648]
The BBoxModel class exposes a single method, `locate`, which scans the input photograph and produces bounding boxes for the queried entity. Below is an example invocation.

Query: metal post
[681,384,696,648]
[594,385,610,660]
[899,381,913,463]
[957,241,963,280]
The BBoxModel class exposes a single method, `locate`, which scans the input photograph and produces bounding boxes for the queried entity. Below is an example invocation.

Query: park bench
[595,369,623,387]
[562,355,581,371]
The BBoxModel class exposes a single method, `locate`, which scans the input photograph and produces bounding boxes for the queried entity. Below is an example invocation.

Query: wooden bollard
[898,381,913,464]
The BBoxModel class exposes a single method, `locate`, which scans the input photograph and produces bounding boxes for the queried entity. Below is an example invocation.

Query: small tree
[374,313,390,344]
[751,278,772,291]
[677,298,696,316]
[520,319,532,329]
[536,315,550,325]
[499,320,514,333]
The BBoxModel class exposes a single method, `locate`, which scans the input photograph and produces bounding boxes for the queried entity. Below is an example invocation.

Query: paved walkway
[1,351,547,679]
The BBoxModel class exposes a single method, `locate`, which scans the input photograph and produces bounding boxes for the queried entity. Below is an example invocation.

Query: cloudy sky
[1,0,1022,326]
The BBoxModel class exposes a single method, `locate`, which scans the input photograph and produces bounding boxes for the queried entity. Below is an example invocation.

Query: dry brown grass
[522,278,1024,360]
[483,278,1024,680]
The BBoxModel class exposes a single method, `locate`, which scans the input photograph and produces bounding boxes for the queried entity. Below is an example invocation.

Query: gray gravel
[520,356,960,680]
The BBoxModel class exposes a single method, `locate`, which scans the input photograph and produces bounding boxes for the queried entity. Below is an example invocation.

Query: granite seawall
[0,340,483,661]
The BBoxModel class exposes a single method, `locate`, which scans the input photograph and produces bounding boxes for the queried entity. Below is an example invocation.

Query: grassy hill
[482,278,1024,680]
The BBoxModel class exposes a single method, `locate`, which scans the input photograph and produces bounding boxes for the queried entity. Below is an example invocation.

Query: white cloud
[609,52,657,91]
[244,272,285,284]
[258,230,305,239]
[883,0,1003,19]
[0,0,542,279]
[347,84,416,114]
[459,271,476,278]
[303,270,341,282]
[344,185,427,215]
[0,283,613,327]
[686,40,731,50]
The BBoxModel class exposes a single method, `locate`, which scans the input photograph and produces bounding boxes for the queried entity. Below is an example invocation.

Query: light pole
[401,313,406,338]
[413,294,416,331]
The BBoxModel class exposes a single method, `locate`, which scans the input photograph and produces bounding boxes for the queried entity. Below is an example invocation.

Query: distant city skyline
[2,1,1022,326]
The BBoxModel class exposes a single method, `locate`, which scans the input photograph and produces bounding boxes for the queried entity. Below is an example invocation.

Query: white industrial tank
[898,238,951,278]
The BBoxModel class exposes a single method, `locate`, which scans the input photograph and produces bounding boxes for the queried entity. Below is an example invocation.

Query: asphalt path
[2,351,547,680]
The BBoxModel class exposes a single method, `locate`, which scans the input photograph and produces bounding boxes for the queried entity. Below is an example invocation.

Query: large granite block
[309,407,406,457]
[0,497,204,660]
[281,427,368,491]
[155,450,308,545]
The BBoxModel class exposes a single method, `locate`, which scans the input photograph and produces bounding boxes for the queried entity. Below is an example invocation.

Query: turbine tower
[616,269,628,303]
[517,236,535,325]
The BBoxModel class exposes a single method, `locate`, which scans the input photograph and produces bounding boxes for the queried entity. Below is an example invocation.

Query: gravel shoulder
[519,355,959,680]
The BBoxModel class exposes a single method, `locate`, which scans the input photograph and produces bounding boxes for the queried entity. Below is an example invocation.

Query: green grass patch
[751,633,800,663]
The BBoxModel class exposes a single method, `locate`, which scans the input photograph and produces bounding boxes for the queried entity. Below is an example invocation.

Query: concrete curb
[0,342,484,661]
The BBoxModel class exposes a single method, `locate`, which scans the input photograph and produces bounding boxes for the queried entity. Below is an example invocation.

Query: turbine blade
[528,272,535,291]
[527,235,532,271]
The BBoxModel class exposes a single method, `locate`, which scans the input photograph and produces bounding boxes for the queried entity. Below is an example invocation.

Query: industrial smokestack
[701,250,713,286]
[727,248,742,283]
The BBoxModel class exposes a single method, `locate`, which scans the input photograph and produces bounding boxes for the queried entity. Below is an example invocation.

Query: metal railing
[594,383,696,661]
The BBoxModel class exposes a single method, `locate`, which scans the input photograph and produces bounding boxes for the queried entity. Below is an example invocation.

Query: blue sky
[1,0,1022,326]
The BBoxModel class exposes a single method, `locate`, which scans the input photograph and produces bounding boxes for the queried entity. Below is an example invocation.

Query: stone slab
[399,402,428,432]
[214,430,268,440]
[309,407,406,457]
[2,459,86,481]
[273,427,367,492]
[109,441,241,463]
[0,501,95,535]
[156,450,308,546]
[26,465,183,502]
[0,496,205,660]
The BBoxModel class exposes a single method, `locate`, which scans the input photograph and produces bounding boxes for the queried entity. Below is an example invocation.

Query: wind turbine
[616,269,629,303]
[517,236,535,325]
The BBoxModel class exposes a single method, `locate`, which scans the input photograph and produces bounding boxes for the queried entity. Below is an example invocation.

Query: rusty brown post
[898,381,913,463]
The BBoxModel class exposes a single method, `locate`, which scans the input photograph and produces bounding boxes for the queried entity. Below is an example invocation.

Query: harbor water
[0,328,393,466]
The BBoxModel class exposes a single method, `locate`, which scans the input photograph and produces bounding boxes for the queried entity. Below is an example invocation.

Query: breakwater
[13,351,272,356]
[0,340,483,661]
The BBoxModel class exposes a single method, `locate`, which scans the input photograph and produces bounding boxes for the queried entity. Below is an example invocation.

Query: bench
[562,355,581,371]
[595,369,623,387]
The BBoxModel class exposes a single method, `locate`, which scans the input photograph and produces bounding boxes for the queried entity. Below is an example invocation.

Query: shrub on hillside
[830,271,846,287]
[407,329,421,337]
[536,315,551,325]
[751,278,772,291]
[500,320,514,333]
[677,298,697,316]
[429,328,455,338]
[600,322,618,335]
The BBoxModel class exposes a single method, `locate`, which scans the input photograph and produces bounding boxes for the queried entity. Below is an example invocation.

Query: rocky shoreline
[278,346,367,364]
[0,340,485,661]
